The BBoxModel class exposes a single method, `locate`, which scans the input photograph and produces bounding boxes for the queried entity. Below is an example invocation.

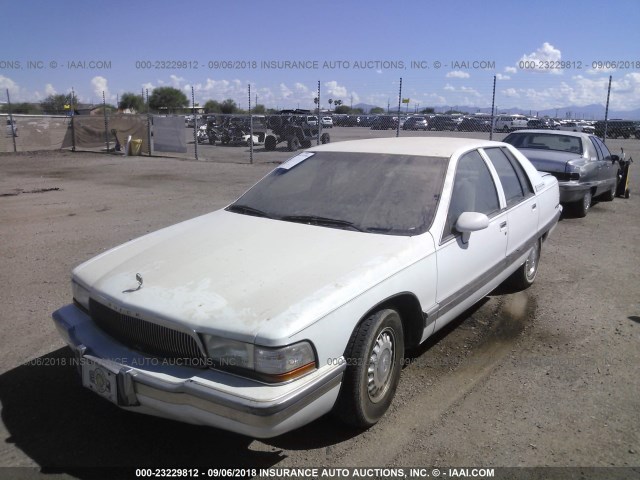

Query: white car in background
[557,121,595,134]
[321,116,333,128]
[53,137,561,438]
[494,115,529,132]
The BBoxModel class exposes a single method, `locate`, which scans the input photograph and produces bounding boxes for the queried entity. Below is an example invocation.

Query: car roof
[509,129,590,138]
[308,137,507,157]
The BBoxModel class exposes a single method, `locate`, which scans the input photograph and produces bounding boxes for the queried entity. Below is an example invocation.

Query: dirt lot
[0,135,639,479]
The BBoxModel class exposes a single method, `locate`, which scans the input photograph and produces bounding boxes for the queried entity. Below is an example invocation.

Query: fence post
[490,75,496,141]
[603,75,612,144]
[6,89,17,153]
[70,87,76,152]
[317,81,321,146]
[248,83,253,164]
[192,86,198,161]
[102,91,110,152]
[396,77,402,137]
[146,89,152,156]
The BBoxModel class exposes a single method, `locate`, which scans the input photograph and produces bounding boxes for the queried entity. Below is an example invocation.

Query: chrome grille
[89,299,207,367]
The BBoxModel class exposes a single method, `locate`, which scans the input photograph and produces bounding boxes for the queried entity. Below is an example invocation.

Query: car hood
[74,210,429,344]
[518,149,583,173]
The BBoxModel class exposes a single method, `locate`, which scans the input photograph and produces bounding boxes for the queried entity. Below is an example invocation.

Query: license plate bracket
[81,358,118,404]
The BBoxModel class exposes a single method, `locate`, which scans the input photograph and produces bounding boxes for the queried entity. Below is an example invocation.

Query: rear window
[504,132,583,155]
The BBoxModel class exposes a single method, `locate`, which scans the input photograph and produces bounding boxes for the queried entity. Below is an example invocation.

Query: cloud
[518,42,563,75]
[0,75,21,99]
[505,67,517,74]
[496,74,511,80]
[494,72,640,110]
[324,80,348,98]
[91,76,114,102]
[279,83,293,99]
[446,71,470,79]
[45,83,56,96]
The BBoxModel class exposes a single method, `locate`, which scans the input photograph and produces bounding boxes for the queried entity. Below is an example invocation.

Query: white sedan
[53,137,561,438]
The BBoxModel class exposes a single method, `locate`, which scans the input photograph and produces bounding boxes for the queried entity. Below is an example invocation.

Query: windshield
[228,151,449,236]
[504,132,583,155]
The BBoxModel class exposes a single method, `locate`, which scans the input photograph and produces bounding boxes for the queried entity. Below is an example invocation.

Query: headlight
[203,335,316,383]
[72,280,90,312]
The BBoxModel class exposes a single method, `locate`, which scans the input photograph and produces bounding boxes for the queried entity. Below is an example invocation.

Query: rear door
[482,147,539,263]
[590,135,617,192]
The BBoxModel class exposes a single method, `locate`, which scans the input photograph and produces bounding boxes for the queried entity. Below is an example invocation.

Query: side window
[501,148,534,196]
[484,148,525,207]
[444,150,500,240]
[589,137,604,161]
[591,136,611,160]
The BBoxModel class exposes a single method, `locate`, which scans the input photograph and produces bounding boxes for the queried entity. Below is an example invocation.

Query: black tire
[574,190,592,218]
[208,135,216,145]
[287,136,300,151]
[334,309,404,428]
[601,183,616,202]
[506,238,541,290]
[301,139,312,148]
[264,135,277,151]
[321,132,330,144]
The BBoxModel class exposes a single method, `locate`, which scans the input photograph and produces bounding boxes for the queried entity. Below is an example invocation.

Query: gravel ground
[0,135,638,479]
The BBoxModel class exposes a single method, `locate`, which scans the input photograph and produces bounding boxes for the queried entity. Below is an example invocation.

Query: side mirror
[456,212,490,244]
[611,154,620,164]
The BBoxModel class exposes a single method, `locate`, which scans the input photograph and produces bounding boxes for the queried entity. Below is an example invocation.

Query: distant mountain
[350,102,640,119]
[353,103,380,113]
[428,104,640,120]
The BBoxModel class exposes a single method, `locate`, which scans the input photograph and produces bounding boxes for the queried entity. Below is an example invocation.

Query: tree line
[1,87,438,116]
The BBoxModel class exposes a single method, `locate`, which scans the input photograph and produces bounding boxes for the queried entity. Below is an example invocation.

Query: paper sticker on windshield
[278,152,314,170]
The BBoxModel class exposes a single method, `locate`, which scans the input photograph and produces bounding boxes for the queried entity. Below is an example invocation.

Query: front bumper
[52,304,345,438]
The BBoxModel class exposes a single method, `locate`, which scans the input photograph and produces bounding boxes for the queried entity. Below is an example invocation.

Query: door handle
[532,203,537,210]
[499,221,507,229]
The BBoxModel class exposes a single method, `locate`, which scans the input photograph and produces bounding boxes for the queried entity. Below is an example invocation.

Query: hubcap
[525,243,539,281]
[367,328,395,403]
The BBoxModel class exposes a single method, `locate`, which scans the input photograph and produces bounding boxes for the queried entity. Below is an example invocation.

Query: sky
[1,0,640,114]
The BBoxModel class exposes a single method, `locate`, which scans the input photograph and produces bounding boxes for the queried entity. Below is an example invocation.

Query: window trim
[440,149,502,245]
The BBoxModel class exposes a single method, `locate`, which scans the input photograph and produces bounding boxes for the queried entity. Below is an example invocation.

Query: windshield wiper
[226,204,272,218]
[280,215,364,232]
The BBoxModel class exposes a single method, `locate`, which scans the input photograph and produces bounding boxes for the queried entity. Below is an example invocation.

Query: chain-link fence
[3,73,638,163]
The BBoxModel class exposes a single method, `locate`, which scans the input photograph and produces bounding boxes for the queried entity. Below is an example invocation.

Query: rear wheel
[601,183,616,202]
[334,309,404,428]
[574,190,592,217]
[506,239,541,290]
[321,132,330,144]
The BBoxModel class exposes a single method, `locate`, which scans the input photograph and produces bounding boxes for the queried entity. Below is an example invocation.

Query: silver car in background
[503,129,619,217]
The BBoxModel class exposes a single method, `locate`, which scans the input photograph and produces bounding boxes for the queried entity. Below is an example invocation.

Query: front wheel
[334,309,404,428]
